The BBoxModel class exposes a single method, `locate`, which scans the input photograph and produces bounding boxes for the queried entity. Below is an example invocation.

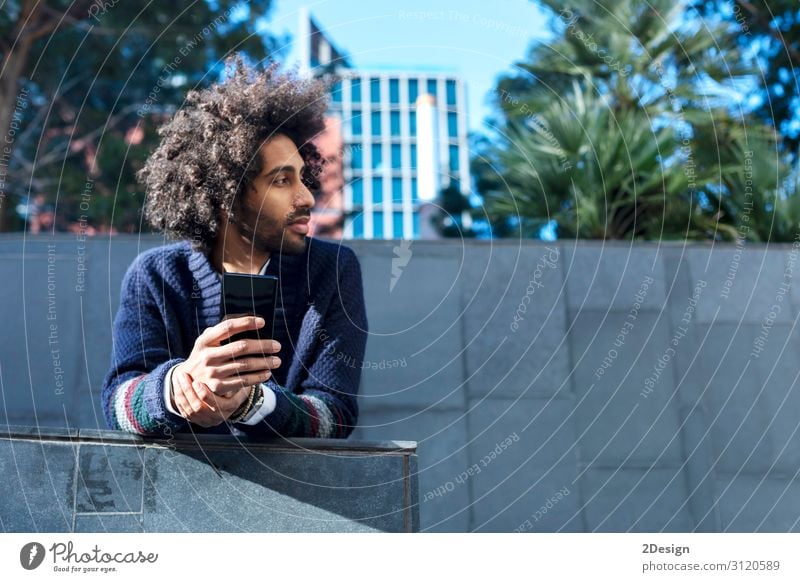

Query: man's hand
[171,369,249,427]
[175,316,282,397]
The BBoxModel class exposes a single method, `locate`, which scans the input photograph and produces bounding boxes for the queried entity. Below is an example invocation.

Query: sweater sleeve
[101,255,189,436]
[236,248,368,439]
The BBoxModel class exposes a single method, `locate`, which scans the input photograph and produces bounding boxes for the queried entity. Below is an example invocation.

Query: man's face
[233,134,315,256]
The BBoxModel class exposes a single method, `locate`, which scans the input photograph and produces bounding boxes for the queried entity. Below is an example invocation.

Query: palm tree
[476,0,794,241]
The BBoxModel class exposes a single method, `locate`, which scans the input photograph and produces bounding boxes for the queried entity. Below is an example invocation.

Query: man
[101,57,368,438]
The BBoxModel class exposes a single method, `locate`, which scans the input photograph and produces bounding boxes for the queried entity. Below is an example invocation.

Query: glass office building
[300,9,471,240]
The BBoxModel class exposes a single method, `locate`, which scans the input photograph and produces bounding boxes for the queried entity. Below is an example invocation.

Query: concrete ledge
[0,424,419,533]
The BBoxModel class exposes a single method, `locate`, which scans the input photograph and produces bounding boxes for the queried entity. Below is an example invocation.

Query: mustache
[287,211,311,224]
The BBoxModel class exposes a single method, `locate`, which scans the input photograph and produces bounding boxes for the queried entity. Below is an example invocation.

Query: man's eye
[273,176,289,186]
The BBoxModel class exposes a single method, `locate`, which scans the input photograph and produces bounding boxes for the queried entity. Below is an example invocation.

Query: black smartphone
[221,272,279,343]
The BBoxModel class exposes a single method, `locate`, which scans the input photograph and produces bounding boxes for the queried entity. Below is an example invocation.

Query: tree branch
[25,103,141,168]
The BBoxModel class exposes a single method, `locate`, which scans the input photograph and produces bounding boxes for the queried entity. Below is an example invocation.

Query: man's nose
[298,182,315,209]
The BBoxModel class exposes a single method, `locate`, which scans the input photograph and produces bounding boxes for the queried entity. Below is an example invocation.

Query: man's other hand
[175,316,282,397]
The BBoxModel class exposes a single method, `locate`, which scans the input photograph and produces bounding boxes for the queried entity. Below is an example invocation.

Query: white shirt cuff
[163,364,181,417]
[240,383,277,425]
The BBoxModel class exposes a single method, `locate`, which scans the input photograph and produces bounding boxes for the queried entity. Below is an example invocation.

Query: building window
[371,143,382,169]
[409,111,416,136]
[391,144,402,169]
[332,81,342,103]
[411,178,418,201]
[351,111,362,136]
[374,211,384,238]
[447,112,458,138]
[352,180,363,205]
[389,78,400,104]
[390,111,401,136]
[351,145,363,170]
[392,177,402,202]
[372,177,383,204]
[408,79,419,104]
[351,78,362,103]
[370,77,381,103]
[449,145,459,172]
[426,79,437,97]
[393,212,404,238]
[412,212,420,237]
[352,213,364,237]
[446,79,457,106]
[371,111,381,136]
[410,144,417,169]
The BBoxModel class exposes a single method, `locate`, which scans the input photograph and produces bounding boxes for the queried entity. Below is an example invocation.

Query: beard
[233,195,308,256]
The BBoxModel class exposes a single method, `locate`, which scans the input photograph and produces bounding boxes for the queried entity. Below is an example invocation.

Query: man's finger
[192,381,221,414]
[207,371,272,394]
[203,339,281,363]
[194,380,227,408]
[209,356,282,379]
[172,373,191,418]
[175,370,208,414]
[175,372,209,423]
[187,380,225,427]
[196,383,247,417]
[201,316,265,346]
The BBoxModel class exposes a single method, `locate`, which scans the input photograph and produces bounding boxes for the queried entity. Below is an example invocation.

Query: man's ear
[219,205,235,225]
[225,183,258,225]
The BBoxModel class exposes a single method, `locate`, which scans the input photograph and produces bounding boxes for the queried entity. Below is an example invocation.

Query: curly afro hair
[138,55,329,252]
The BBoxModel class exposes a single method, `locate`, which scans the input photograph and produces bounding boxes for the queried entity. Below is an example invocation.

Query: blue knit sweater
[101,237,368,438]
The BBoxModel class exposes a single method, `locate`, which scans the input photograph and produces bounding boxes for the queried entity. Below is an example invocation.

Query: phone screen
[221,273,278,343]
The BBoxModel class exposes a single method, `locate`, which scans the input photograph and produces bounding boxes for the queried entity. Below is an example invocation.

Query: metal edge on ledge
[0,424,417,455]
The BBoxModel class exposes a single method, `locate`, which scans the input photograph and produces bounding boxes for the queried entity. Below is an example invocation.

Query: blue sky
[259,0,551,133]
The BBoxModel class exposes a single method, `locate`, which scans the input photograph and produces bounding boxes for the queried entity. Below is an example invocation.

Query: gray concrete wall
[2,234,799,532]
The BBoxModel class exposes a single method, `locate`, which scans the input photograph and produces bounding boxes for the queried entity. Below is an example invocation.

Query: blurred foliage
[433,182,476,238]
[475,0,799,241]
[693,0,800,157]
[0,0,285,232]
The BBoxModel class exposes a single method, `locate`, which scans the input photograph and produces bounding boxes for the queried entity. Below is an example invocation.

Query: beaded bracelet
[234,384,265,424]
[228,384,257,423]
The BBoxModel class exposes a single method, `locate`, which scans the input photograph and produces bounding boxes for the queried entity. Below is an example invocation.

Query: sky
[257,0,551,133]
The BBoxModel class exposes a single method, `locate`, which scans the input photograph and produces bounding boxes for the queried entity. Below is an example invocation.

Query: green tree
[0,0,285,232]
[693,0,800,157]
[475,0,794,241]
[432,182,476,238]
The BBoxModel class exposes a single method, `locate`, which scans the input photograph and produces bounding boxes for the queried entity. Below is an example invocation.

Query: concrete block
[461,244,571,399]
[0,240,84,424]
[678,405,722,532]
[689,324,775,474]
[687,247,791,324]
[569,311,683,465]
[359,250,466,409]
[467,398,581,532]
[747,324,800,474]
[716,474,800,532]
[581,467,695,531]
[563,245,666,312]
